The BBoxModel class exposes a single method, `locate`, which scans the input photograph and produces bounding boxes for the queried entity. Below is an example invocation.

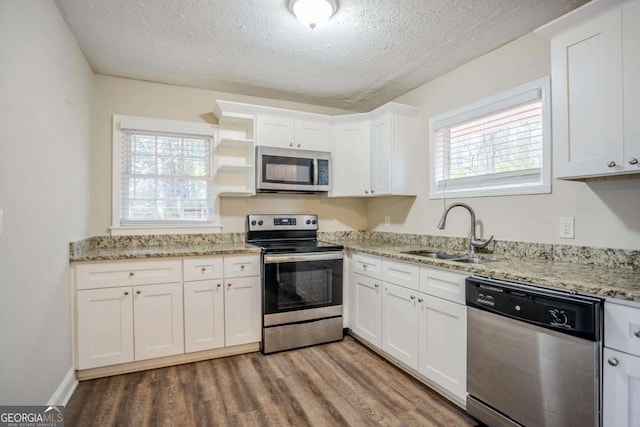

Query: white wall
[91,75,367,234]
[368,33,640,250]
[0,1,92,404]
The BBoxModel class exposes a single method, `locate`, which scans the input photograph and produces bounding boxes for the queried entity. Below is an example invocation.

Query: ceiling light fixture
[288,0,338,29]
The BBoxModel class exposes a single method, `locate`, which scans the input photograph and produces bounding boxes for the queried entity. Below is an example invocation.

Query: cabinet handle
[607,161,616,168]
[418,298,423,303]
[201,267,207,272]
[129,272,134,277]
[136,290,141,295]
[634,328,640,338]
[608,357,619,367]
[124,291,129,296]
[629,158,639,165]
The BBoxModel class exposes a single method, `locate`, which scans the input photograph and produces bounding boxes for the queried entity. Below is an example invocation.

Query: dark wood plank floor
[65,336,479,426]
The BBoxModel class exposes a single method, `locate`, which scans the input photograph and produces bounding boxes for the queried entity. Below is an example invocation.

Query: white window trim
[111,114,222,236]
[428,77,552,199]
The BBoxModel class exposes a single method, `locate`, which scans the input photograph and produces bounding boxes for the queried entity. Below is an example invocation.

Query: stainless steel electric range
[246,214,344,354]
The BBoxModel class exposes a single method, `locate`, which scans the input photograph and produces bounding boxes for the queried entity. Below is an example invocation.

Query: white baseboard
[48,367,78,406]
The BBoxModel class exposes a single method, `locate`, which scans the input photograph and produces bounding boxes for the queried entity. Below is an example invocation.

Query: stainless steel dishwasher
[465,276,602,427]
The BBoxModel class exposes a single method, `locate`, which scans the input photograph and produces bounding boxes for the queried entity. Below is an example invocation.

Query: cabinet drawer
[183,257,224,282]
[605,301,640,356]
[352,252,382,279]
[224,254,260,278]
[419,267,467,305]
[382,259,420,291]
[76,259,182,290]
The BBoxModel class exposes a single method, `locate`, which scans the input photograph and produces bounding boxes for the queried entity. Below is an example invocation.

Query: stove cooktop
[251,239,343,254]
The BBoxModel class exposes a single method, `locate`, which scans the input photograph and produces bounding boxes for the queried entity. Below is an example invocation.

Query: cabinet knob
[136,290,141,295]
[240,265,245,270]
[129,272,134,277]
[410,295,416,300]
[201,267,207,272]
[607,161,616,168]
[227,283,232,287]
[629,158,639,165]
[289,143,294,147]
[374,283,379,289]
[418,298,423,303]
[364,190,369,195]
[371,190,375,194]
[363,264,367,269]
[608,357,619,367]
[297,144,301,148]
[124,291,129,296]
[217,283,222,288]
[634,328,640,338]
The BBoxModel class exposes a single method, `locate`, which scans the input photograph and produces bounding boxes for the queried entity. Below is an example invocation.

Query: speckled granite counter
[329,239,640,303]
[70,243,261,262]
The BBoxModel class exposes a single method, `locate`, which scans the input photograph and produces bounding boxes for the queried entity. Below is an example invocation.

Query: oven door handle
[264,251,343,264]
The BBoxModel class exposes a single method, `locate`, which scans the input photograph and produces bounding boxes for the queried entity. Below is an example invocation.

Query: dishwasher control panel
[466,277,601,341]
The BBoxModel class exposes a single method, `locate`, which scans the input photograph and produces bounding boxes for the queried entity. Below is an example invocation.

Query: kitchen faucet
[437,202,494,254]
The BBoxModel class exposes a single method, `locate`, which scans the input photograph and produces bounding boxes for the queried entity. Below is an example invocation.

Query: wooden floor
[65,336,479,426]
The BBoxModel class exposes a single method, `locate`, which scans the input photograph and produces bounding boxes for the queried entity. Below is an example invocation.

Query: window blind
[119,130,213,224]
[432,86,546,195]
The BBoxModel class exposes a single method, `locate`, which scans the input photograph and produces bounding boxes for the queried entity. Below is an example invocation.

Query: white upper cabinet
[370,114,393,196]
[539,0,640,178]
[257,114,329,151]
[330,118,371,197]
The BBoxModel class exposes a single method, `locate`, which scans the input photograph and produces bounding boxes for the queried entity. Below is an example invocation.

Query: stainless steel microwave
[256,146,331,193]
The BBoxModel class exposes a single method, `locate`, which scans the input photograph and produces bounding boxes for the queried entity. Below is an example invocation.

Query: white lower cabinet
[352,273,382,347]
[77,286,134,370]
[603,300,640,427]
[77,281,184,369]
[224,276,261,346]
[418,294,467,401]
[184,280,225,353]
[350,252,468,405]
[133,282,184,361]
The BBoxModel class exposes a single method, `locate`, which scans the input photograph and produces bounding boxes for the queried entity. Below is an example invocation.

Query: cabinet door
[603,348,640,427]
[256,114,295,148]
[351,273,382,347]
[133,282,184,361]
[370,114,392,195]
[295,119,329,151]
[623,0,640,172]
[551,9,624,178]
[330,120,371,197]
[224,276,261,346]
[382,282,419,368]
[77,287,134,369]
[418,295,467,401]
[184,280,225,353]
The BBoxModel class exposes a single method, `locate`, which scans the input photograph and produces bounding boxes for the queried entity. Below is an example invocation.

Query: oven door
[263,251,343,326]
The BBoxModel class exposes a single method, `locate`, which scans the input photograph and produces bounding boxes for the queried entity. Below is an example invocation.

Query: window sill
[110,224,223,236]
[429,184,551,199]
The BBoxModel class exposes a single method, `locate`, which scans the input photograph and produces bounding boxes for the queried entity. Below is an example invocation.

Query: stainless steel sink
[402,250,497,264]
[401,250,462,260]
[449,257,495,265]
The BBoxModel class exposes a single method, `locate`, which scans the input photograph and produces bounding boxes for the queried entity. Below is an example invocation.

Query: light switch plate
[559,217,574,239]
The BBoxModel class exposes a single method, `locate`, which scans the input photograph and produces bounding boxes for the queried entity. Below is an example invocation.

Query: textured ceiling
[55,0,588,112]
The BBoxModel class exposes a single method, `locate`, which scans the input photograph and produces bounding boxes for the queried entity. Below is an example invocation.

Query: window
[112,115,218,235]
[429,77,551,198]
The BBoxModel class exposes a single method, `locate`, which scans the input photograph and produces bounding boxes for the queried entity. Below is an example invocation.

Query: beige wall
[0,1,92,403]
[368,33,640,250]
[91,75,367,234]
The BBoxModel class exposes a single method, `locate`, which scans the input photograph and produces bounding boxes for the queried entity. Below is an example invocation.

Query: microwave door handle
[312,158,318,186]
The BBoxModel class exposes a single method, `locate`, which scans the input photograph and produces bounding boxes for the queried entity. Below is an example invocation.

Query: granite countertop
[70,242,261,262]
[332,239,640,303]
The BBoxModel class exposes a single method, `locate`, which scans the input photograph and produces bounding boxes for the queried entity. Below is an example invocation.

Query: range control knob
[312,219,317,225]
[250,220,257,226]
[305,219,311,225]
[258,220,264,226]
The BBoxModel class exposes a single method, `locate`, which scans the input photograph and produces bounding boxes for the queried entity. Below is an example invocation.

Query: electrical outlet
[384,215,391,227]
[559,217,574,239]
